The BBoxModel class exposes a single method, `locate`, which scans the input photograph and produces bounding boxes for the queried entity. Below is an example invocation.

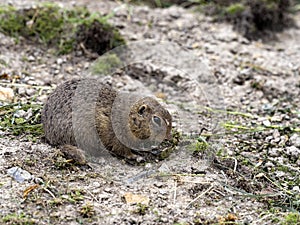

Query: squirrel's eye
[152,116,161,126]
[138,105,147,115]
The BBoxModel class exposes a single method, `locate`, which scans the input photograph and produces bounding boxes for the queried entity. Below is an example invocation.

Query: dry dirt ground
[0,0,300,224]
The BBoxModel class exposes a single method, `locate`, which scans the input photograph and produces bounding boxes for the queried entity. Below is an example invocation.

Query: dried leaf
[0,86,14,102]
[23,184,39,198]
[123,192,150,205]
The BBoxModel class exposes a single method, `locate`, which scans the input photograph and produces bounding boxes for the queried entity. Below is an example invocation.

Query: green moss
[225,3,245,15]
[0,12,23,39]
[188,137,209,154]
[91,53,122,75]
[0,4,64,44]
[2,212,36,225]
[0,4,125,55]
[281,212,300,225]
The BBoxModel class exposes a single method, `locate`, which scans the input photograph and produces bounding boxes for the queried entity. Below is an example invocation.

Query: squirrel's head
[129,97,172,144]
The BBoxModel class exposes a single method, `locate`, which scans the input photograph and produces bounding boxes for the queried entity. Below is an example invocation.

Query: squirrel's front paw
[61,144,87,165]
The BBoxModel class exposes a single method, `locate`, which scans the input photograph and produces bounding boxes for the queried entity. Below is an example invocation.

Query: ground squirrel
[42,79,172,163]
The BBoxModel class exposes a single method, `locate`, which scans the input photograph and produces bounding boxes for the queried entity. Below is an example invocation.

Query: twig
[175,180,212,184]
[226,156,238,173]
[212,188,225,197]
[262,174,292,195]
[204,106,255,118]
[173,179,177,205]
[43,187,56,199]
[220,170,228,185]
[157,173,205,178]
[254,212,277,224]
[86,189,100,203]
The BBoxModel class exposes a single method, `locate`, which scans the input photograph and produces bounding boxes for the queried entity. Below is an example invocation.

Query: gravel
[0,0,300,224]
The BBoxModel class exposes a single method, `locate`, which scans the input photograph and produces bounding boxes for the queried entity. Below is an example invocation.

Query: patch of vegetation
[200,103,300,214]
[0,3,125,55]
[188,137,209,155]
[79,202,95,218]
[225,3,245,15]
[2,212,36,225]
[124,0,192,8]
[281,212,300,225]
[91,53,122,75]
[134,203,149,215]
[49,197,66,206]
[121,0,297,39]
[0,102,43,140]
[197,0,295,40]
[157,130,181,160]
[68,189,85,203]
[53,155,74,169]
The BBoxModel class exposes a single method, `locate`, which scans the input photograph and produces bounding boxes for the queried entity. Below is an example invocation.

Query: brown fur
[42,79,172,162]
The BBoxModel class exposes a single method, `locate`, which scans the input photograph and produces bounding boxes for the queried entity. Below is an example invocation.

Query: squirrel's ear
[138,105,147,115]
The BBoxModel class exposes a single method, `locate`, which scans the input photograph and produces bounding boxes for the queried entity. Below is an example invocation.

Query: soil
[0,0,300,224]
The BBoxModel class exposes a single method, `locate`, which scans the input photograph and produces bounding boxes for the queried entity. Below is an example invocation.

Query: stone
[290,134,300,148]
[0,86,14,102]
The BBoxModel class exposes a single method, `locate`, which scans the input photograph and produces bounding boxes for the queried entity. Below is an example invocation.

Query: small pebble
[268,148,281,157]
[262,120,271,127]
[28,55,35,62]
[290,134,300,147]
[0,86,14,102]
[286,146,300,159]
[93,181,101,188]
[7,166,32,183]
[292,186,300,192]
[57,58,63,65]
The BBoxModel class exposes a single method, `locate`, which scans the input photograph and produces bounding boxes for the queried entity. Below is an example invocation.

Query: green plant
[281,212,300,225]
[2,212,36,225]
[0,103,43,139]
[0,4,125,55]
[225,3,245,15]
[68,189,85,203]
[134,203,149,215]
[188,137,209,154]
[79,202,95,218]
[91,53,122,75]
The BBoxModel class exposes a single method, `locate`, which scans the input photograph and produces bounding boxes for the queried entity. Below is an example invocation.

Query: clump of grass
[0,102,43,140]
[134,203,149,215]
[188,136,209,155]
[68,189,85,203]
[225,3,245,15]
[2,212,36,225]
[196,0,294,40]
[0,3,125,55]
[79,202,95,218]
[281,212,300,225]
[91,53,122,75]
